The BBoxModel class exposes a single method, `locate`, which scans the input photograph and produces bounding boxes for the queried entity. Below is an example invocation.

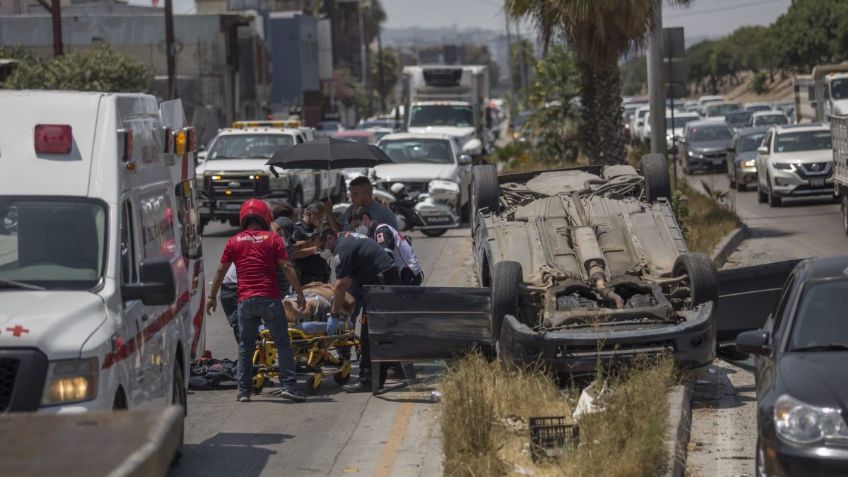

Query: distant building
[0,11,269,143]
[268,11,321,124]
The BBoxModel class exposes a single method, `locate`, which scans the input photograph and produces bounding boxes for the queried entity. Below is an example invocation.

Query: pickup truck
[196,126,346,231]
[831,115,848,234]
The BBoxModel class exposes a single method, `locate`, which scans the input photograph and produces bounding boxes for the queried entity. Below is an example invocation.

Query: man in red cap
[207,199,307,402]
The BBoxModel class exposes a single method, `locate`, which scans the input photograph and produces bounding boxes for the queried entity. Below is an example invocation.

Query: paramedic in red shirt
[206,199,307,402]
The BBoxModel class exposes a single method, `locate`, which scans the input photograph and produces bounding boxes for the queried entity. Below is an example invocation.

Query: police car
[0,91,205,425]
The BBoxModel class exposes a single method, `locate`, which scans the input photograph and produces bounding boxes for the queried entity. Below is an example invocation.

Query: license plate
[219,202,242,210]
[811,178,825,187]
[425,216,452,224]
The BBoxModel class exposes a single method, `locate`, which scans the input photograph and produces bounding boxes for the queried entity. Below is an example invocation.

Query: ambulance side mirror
[121,259,177,306]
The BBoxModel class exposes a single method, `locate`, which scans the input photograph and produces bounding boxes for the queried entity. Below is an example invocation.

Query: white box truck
[793,63,848,123]
[402,65,493,155]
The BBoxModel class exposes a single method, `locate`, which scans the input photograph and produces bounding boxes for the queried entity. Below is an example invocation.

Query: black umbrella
[266,136,393,176]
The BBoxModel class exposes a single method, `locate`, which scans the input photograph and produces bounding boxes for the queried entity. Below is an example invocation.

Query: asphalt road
[684,172,846,477]
[170,222,475,477]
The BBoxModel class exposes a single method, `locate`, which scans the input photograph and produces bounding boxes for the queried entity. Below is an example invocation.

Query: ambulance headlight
[41,358,98,406]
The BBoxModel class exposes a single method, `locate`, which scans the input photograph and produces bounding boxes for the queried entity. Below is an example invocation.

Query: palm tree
[505,0,691,165]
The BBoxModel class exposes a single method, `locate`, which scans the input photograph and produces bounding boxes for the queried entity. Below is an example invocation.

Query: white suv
[756,124,834,207]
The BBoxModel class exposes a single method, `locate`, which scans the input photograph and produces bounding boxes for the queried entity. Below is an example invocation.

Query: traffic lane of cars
[174,222,471,477]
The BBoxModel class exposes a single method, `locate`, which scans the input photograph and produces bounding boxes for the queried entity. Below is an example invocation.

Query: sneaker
[277,387,307,402]
[343,380,374,393]
[237,394,251,402]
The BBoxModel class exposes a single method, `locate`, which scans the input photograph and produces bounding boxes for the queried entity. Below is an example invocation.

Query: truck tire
[673,252,719,312]
[842,194,848,237]
[471,164,499,234]
[640,154,671,202]
[491,261,522,345]
[171,360,186,464]
[421,228,448,237]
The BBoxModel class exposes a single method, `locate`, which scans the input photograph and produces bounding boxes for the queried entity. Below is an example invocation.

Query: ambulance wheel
[421,228,448,237]
[171,361,187,465]
[112,389,128,410]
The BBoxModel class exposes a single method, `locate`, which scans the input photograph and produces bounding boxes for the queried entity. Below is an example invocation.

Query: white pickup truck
[196,126,346,231]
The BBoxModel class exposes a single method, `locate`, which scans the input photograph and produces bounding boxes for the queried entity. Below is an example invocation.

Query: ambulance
[0,91,205,422]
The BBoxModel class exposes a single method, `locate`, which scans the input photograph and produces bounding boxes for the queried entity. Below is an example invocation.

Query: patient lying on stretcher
[283,282,356,336]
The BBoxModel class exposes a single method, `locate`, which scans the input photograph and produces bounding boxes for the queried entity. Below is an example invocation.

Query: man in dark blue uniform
[315,226,398,392]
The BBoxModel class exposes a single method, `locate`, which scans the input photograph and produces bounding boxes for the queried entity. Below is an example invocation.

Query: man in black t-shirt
[290,202,331,284]
[315,226,398,392]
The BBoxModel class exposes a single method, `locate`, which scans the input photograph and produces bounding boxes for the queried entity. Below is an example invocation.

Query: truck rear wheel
[491,261,522,345]
[640,154,671,202]
[471,164,498,234]
[842,194,848,237]
[171,360,186,464]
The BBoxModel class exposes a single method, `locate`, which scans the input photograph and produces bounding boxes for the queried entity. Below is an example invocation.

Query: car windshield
[726,112,753,126]
[738,132,767,152]
[336,135,371,144]
[755,114,788,126]
[689,125,733,141]
[379,139,454,164]
[358,120,393,129]
[788,279,848,351]
[207,134,294,160]
[514,112,533,129]
[831,79,848,100]
[775,130,832,152]
[706,103,741,116]
[0,198,106,289]
[409,105,474,128]
[666,116,699,129]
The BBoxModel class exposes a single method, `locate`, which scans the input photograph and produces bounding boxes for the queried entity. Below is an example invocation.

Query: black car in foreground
[737,256,848,477]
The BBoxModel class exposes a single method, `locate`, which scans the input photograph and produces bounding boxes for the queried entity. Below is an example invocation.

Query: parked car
[679,120,734,173]
[756,123,833,207]
[736,256,848,477]
[727,127,768,191]
[726,111,755,131]
[751,111,790,128]
[745,102,772,112]
[704,102,742,121]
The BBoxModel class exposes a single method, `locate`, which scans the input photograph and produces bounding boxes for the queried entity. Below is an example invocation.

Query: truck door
[119,200,148,408]
[364,285,492,361]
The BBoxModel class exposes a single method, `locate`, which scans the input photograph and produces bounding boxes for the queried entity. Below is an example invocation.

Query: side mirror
[735,329,771,356]
[462,138,483,156]
[121,259,177,306]
[757,146,768,155]
[458,154,472,165]
[196,151,207,162]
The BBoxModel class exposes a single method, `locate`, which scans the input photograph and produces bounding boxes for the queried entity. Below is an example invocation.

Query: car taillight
[34,124,72,154]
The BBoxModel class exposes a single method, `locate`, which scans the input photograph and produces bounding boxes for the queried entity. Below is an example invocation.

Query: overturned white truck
[365,156,796,387]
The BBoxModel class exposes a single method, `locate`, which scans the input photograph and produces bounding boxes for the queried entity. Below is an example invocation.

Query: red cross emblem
[6,325,30,337]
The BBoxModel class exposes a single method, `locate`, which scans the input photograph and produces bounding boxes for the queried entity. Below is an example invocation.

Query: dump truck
[830,114,848,235]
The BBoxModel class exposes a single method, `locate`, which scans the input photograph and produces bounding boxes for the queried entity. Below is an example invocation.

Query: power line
[665,0,785,20]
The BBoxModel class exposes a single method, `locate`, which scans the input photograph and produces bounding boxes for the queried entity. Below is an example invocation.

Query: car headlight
[41,358,98,406]
[688,151,702,158]
[774,394,848,445]
[773,162,793,170]
[742,160,756,168]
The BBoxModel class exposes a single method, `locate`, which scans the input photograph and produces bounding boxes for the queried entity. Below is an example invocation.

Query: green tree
[3,44,148,92]
[620,56,647,96]
[524,45,581,165]
[505,0,691,165]
[771,0,848,72]
[369,47,399,111]
[510,38,535,96]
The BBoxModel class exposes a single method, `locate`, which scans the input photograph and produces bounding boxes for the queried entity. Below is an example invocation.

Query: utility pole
[646,0,666,155]
[357,0,369,118]
[377,29,386,113]
[504,15,515,99]
[164,0,177,99]
[515,21,529,105]
[50,0,63,57]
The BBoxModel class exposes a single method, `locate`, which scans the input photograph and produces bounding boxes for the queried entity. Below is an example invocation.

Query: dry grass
[674,180,740,254]
[440,355,676,477]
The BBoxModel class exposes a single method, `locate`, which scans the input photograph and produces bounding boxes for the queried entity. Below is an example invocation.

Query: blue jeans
[237,297,297,395]
[292,314,342,336]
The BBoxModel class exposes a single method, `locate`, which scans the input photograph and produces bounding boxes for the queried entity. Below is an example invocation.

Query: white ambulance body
[0,91,204,417]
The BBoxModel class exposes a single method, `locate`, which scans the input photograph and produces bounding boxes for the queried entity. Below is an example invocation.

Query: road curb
[710,223,749,268]
[664,225,747,477]
[663,383,693,477]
